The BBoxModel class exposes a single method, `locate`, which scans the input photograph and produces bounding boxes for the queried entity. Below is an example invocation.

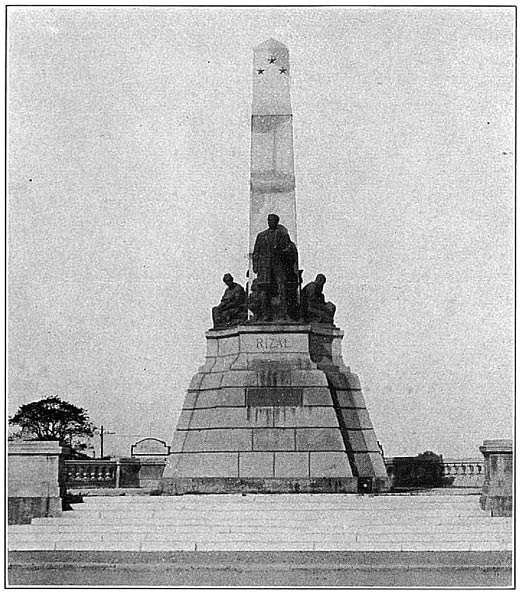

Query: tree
[9,396,96,450]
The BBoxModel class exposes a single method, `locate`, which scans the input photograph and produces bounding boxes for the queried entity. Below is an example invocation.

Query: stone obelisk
[161,39,390,495]
[250,38,297,253]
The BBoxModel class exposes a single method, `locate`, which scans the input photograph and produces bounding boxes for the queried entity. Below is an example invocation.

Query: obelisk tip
[254,38,288,52]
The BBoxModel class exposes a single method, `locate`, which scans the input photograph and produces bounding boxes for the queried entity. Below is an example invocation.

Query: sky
[8,7,514,458]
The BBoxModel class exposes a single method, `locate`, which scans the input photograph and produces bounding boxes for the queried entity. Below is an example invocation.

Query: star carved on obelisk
[268,56,277,63]
[257,68,265,75]
[279,67,287,74]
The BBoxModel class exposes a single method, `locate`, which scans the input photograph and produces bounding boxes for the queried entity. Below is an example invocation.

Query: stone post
[479,439,512,517]
[8,440,66,524]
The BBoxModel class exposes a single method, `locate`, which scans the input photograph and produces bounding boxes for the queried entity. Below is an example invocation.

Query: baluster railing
[441,459,484,487]
[64,460,117,489]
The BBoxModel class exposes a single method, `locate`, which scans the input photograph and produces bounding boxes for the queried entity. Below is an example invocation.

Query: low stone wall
[8,441,66,524]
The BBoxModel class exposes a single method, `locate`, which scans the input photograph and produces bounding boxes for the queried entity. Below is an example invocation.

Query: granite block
[352,452,388,478]
[309,451,353,477]
[274,452,309,477]
[249,360,293,386]
[290,370,328,387]
[326,371,361,390]
[347,429,380,452]
[246,406,276,427]
[185,407,271,429]
[175,410,192,430]
[339,408,373,430]
[205,337,219,357]
[273,406,339,428]
[302,387,334,406]
[168,452,239,478]
[198,357,217,374]
[239,452,275,478]
[180,428,252,452]
[218,335,240,356]
[335,391,366,408]
[182,391,198,408]
[295,428,345,451]
[200,372,223,390]
[187,373,204,391]
[170,431,188,453]
[211,355,236,373]
[253,428,295,451]
[192,388,246,408]
[221,371,257,388]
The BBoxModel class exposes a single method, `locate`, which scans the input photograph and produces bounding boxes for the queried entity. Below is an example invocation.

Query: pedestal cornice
[207,323,343,338]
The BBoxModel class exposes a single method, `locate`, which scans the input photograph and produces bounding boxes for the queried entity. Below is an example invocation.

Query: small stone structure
[131,437,170,457]
[479,439,512,516]
[131,438,170,489]
[8,440,66,524]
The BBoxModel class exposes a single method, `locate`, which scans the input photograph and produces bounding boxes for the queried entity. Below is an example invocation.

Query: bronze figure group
[212,215,336,328]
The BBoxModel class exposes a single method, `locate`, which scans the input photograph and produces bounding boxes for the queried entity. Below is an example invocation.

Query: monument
[161,39,389,494]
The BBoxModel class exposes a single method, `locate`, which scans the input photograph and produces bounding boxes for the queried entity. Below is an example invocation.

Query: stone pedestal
[137,459,167,489]
[479,439,512,517]
[8,440,66,524]
[162,324,389,494]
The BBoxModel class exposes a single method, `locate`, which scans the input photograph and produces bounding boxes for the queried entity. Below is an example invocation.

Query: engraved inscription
[247,387,303,407]
[256,337,289,350]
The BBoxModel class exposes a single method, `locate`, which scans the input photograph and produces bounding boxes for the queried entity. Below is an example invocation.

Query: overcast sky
[8,7,514,458]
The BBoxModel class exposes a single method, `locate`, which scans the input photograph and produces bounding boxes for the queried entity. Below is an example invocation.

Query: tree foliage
[9,396,96,448]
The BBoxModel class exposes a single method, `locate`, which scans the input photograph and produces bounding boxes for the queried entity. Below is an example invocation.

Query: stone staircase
[8,493,512,552]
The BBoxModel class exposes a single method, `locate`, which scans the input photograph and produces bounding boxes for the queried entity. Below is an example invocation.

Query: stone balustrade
[64,461,117,488]
[385,456,485,490]
[64,458,163,490]
[441,460,485,488]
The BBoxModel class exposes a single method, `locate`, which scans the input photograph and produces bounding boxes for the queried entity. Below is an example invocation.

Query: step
[8,494,512,553]
[29,516,495,528]
[70,493,479,501]
[27,514,492,528]
[70,495,480,505]
[50,509,490,518]
[8,539,512,552]
[9,527,512,540]
[9,533,511,545]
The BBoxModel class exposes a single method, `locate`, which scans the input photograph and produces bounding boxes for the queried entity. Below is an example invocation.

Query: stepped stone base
[161,324,390,494]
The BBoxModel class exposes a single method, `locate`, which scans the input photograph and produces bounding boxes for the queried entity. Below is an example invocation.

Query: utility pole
[100,425,115,459]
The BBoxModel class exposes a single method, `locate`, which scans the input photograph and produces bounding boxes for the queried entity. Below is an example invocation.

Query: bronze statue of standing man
[252,214,299,322]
